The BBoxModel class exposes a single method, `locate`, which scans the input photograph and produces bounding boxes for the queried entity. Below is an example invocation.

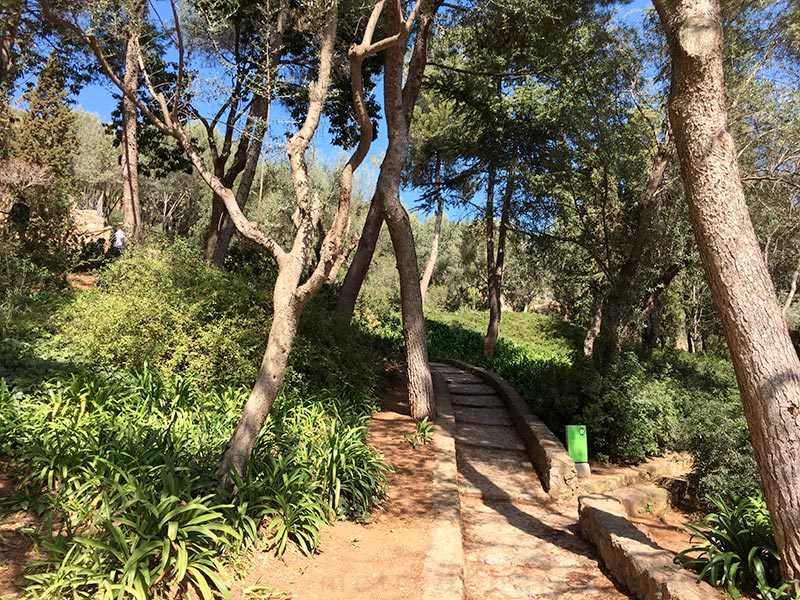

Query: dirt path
[236,377,437,599]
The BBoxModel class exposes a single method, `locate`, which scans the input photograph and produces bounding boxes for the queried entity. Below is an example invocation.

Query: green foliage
[678,492,797,600]
[415,308,752,482]
[1,242,391,595]
[0,365,388,596]
[11,53,78,180]
[404,417,435,448]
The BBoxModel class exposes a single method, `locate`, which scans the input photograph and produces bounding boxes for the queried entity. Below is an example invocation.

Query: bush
[678,492,796,600]
[18,241,380,398]
[1,241,392,596]
[419,309,751,479]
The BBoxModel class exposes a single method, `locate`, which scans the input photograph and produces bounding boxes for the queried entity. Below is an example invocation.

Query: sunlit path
[430,362,631,600]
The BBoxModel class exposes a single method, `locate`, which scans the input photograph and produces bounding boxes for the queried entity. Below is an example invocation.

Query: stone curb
[422,371,465,600]
[578,493,726,600]
[433,358,578,501]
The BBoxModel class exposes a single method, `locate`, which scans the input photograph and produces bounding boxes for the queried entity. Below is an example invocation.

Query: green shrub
[419,309,750,479]
[677,492,796,600]
[680,393,759,500]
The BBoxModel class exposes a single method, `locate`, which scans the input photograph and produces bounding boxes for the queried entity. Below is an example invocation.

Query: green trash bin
[566,425,588,463]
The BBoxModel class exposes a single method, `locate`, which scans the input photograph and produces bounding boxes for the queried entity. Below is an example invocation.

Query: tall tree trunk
[0,0,22,157]
[655,0,800,586]
[483,168,512,358]
[215,267,302,480]
[583,299,603,357]
[594,146,671,366]
[335,192,384,322]
[379,0,436,419]
[121,1,144,241]
[0,0,22,88]
[419,152,444,301]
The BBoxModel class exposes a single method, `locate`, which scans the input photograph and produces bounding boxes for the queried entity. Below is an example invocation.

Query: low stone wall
[579,492,726,600]
[433,358,577,501]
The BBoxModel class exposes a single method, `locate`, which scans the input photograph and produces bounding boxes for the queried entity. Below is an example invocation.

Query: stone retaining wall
[579,492,727,600]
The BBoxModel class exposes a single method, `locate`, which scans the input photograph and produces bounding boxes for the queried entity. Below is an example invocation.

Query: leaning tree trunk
[335,191,384,322]
[419,153,444,301]
[214,268,302,480]
[121,1,144,241]
[655,0,800,587]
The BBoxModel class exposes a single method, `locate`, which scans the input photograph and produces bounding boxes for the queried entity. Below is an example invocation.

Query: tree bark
[0,0,23,88]
[379,0,436,419]
[655,0,800,586]
[121,0,144,241]
[214,267,302,480]
[583,301,603,357]
[335,191,384,322]
[209,96,271,266]
[419,152,444,301]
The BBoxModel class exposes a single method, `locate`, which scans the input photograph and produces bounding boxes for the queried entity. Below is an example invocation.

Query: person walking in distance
[114,227,126,256]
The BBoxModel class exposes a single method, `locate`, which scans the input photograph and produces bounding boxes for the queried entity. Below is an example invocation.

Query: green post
[566,425,588,463]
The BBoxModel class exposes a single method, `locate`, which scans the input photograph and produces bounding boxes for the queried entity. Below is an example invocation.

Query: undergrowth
[0,243,389,598]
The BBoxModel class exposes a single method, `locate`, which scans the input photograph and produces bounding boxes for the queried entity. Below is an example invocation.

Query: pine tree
[11,52,78,180]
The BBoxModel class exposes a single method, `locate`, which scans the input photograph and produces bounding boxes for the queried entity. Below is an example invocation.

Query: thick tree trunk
[483,169,511,358]
[215,269,301,481]
[335,191,384,322]
[419,153,444,301]
[380,0,435,419]
[121,2,144,241]
[655,0,800,586]
[0,0,22,89]
[205,194,226,260]
[583,300,603,357]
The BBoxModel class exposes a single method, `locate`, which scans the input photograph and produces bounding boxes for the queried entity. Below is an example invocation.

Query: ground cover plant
[0,244,389,598]
[677,492,797,600]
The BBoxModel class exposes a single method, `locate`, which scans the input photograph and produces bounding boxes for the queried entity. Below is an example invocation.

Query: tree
[120,0,144,240]
[11,53,78,180]
[654,0,800,586]
[73,110,119,215]
[335,0,441,419]
[369,0,439,419]
[40,0,437,478]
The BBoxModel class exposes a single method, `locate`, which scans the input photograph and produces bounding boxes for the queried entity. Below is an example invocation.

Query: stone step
[453,405,514,426]
[448,383,497,395]
[450,394,505,408]
[443,373,484,385]
[456,446,547,504]
[455,423,526,452]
